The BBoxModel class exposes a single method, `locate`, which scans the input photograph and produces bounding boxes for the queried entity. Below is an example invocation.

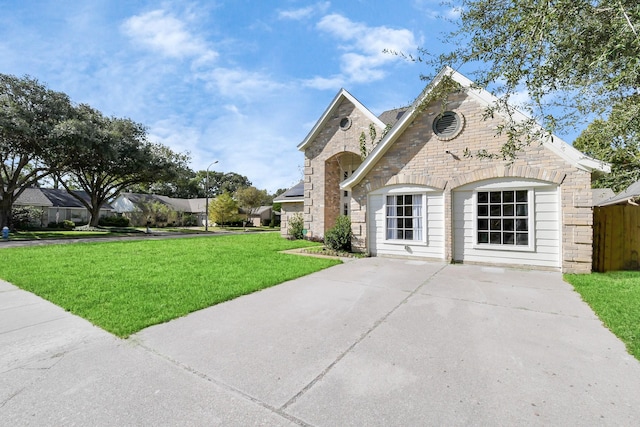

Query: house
[246,206,273,227]
[280,67,610,273]
[596,179,640,207]
[13,188,113,226]
[112,193,206,226]
[273,181,304,233]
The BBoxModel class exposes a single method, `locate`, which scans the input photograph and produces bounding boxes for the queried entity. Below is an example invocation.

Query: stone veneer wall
[279,202,303,238]
[348,90,594,274]
[303,99,384,240]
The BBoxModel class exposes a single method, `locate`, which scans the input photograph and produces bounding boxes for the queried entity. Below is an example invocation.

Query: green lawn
[565,271,640,360]
[0,233,340,337]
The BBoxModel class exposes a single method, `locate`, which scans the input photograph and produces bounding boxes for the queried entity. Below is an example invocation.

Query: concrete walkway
[2,257,640,426]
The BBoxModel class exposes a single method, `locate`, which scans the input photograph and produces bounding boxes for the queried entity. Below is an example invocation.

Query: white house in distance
[278,67,610,273]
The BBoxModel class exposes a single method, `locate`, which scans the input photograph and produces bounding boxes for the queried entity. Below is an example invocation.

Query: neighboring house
[112,193,206,226]
[13,188,113,226]
[246,206,273,227]
[273,181,304,233]
[592,188,615,206]
[281,67,610,273]
[39,189,114,225]
[596,179,640,207]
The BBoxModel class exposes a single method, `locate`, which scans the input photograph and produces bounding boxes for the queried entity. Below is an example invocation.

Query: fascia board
[297,89,384,151]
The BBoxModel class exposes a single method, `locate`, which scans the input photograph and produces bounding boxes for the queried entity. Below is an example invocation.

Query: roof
[341,66,611,191]
[597,179,640,206]
[592,188,615,206]
[40,188,113,209]
[115,193,207,213]
[13,188,54,207]
[297,89,385,151]
[273,181,304,203]
[378,107,408,127]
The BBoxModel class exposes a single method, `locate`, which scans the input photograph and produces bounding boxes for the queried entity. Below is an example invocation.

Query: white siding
[453,179,560,268]
[368,187,444,259]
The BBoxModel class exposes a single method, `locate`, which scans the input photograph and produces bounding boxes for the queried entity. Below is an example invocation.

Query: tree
[208,192,239,226]
[53,104,189,227]
[429,0,640,158]
[236,186,270,226]
[129,165,202,198]
[573,96,640,192]
[205,171,251,196]
[0,73,72,228]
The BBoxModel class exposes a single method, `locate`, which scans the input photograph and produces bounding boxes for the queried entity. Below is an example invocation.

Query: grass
[565,271,640,360]
[9,230,121,240]
[0,233,340,337]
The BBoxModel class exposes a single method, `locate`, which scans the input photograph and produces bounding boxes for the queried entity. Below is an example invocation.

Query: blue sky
[1,1,490,193]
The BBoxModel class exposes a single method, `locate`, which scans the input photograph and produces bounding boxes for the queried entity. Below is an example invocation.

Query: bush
[324,215,352,252]
[48,220,75,230]
[288,212,304,240]
[99,216,130,227]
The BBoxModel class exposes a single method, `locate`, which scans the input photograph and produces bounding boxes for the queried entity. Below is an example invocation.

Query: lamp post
[205,160,218,231]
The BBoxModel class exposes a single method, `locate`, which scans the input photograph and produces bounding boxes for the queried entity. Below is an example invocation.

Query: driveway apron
[2,257,640,426]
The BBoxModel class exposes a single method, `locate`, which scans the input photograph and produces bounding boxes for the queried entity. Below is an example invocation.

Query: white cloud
[121,9,218,63]
[278,2,331,21]
[316,14,417,84]
[196,67,286,100]
[302,75,345,90]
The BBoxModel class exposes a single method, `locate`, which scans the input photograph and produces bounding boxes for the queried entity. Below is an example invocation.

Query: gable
[341,67,610,191]
[298,88,384,152]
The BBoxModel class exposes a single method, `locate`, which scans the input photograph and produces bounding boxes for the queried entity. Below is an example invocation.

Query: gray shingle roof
[40,188,113,209]
[598,179,640,206]
[14,188,53,207]
[273,182,304,202]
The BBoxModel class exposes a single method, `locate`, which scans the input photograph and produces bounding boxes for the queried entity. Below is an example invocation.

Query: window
[339,117,351,131]
[386,194,423,241]
[476,190,529,246]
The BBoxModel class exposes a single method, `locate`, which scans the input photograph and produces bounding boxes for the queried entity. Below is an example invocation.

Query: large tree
[0,73,72,228]
[236,186,271,226]
[573,96,640,192]
[53,104,189,227]
[431,0,640,159]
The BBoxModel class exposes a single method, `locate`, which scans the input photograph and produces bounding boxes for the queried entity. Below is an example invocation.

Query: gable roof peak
[297,88,385,151]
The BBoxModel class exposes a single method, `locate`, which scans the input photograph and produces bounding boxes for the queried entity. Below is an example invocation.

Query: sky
[0,0,576,194]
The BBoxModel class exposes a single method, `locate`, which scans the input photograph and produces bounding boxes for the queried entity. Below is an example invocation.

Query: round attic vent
[339,117,352,131]
[433,111,464,140]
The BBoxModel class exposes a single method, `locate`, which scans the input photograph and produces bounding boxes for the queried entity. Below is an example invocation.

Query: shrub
[99,215,130,227]
[324,215,352,252]
[288,212,304,240]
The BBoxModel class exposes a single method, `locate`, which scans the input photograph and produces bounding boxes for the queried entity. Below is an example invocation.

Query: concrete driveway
[2,257,640,426]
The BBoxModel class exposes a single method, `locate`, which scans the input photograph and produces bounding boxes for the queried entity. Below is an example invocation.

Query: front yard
[0,233,340,337]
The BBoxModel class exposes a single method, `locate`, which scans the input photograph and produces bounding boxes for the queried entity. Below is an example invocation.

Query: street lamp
[205,160,218,231]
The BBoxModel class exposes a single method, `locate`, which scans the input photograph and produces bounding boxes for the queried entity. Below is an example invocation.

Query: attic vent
[339,117,352,131]
[433,111,464,140]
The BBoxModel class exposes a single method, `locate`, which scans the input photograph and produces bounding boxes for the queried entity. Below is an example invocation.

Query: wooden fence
[593,205,640,272]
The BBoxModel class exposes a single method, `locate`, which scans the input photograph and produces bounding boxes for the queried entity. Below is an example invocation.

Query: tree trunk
[0,195,14,229]
[89,205,102,227]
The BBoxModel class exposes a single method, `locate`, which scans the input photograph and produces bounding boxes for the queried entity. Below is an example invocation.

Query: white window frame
[472,188,535,252]
[383,191,427,245]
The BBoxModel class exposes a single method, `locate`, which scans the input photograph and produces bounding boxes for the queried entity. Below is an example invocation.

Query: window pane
[405,230,413,240]
[490,192,501,203]
[490,219,501,230]
[503,219,514,231]
[503,232,515,244]
[478,232,489,243]
[405,218,413,228]
[397,206,404,216]
[516,204,528,216]
[516,219,528,231]
[516,190,527,202]
[516,233,528,245]
[478,192,488,203]
[503,204,514,216]
[396,195,404,205]
[490,205,501,216]
[478,205,488,216]
[490,232,501,244]
[503,191,514,203]
[478,218,488,230]
[405,195,412,204]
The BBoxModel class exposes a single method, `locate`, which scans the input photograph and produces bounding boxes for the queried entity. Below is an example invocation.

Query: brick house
[280,67,609,273]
